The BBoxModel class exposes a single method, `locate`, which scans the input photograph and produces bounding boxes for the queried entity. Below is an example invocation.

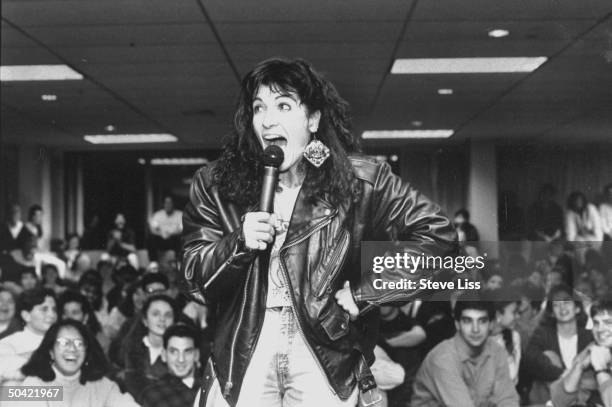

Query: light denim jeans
[201,307,358,407]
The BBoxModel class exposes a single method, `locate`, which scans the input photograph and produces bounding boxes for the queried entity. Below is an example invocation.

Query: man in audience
[0,204,24,254]
[411,291,519,407]
[148,196,183,261]
[550,298,612,407]
[0,288,57,384]
[19,268,38,291]
[140,323,202,407]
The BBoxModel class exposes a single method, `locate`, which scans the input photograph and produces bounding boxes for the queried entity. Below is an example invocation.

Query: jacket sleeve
[523,326,564,381]
[181,165,256,303]
[352,160,457,304]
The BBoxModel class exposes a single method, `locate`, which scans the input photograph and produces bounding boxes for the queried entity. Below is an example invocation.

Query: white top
[565,203,604,242]
[149,209,183,238]
[601,202,612,236]
[8,221,23,239]
[12,370,139,407]
[491,330,522,385]
[142,335,164,365]
[0,327,45,384]
[182,375,195,388]
[558,332,578,369]
[266,184,301,308]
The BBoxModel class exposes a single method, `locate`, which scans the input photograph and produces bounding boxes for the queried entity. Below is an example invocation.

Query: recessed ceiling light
[391,57,547,74]
[362,130,454,139]
[83,134,177,144]
[105,125,116,132]
[41,94,57,101]
[1,65,83,81]
[138,158,146,165]
[488,29,510,38]
[437,88,454,95]
[150,158,209,166]
[411,121,423,127]
[390,155,399,162]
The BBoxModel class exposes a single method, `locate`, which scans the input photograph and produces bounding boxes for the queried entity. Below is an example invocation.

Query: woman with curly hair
[14,319,137,407]
[182,57,456,407]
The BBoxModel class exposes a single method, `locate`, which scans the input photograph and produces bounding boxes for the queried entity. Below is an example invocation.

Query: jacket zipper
[204,244,243,291]
[278,211,339,394]
[316,229,350,298]
[224,209,337,399]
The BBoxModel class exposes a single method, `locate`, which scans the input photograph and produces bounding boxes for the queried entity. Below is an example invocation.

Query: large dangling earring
[303,132,330,168]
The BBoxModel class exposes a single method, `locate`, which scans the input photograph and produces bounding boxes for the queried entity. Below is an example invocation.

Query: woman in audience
[15,319,138,407]
[522,283,593,405]
[58,290,109,352]
[41,264,64,295]
[63,233,83,270]
[566,191,604,251]
[0,286,20,340]
[484,288,522,384]
[121,293,176,401]
[0,288,57,384]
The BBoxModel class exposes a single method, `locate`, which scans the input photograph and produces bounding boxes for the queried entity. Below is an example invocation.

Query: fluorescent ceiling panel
[150,158,209,166]
[1,65,84,81]
[362,130,454,139]
[84,134,177,144]
[391,57,547,74]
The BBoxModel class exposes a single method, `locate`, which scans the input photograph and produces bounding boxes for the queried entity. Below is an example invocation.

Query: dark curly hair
[21,319,108,384]
[213,57,361,207]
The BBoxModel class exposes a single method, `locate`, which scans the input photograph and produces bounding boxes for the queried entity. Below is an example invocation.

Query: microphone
[259,145,284,213]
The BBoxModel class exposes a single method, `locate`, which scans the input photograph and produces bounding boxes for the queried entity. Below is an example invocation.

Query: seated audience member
[14,320,138,407]
[97,259,115,296]
[58,290,108,352]
[122,294,176,401]
[370,345,405,407]
[0,286,21,340]
[484,270,504,290]
[454,208,480,242]
[106,264,139,313]
[514,282,546,349]
[20,267,39,292]
[484,288,522,384]
[601,183,612,241]
[23,205,43,245]
[108,272,168,345]
[62,233,85,270]
[550,298,612,407]
[0,288,57,384]
[378,303,426,405]
[78,270,109,329]
[64,252,92,284]
[411,291,519,407]
[566,191,604,251]
[41,263,64,295]
[522,283,593,404]
[148,196,183,261]
[106,213,138,269]
[0,204,25,254]
[140,323,202,407]
[527,184,564,242]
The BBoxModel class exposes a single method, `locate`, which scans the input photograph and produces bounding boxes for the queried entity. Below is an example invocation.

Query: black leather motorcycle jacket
[181,155,456,406]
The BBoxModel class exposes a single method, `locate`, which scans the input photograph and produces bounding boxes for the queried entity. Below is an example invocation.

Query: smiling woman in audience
[12,319,138,407]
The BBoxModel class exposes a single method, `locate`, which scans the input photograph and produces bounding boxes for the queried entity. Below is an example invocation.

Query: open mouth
[263,135,287,146]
